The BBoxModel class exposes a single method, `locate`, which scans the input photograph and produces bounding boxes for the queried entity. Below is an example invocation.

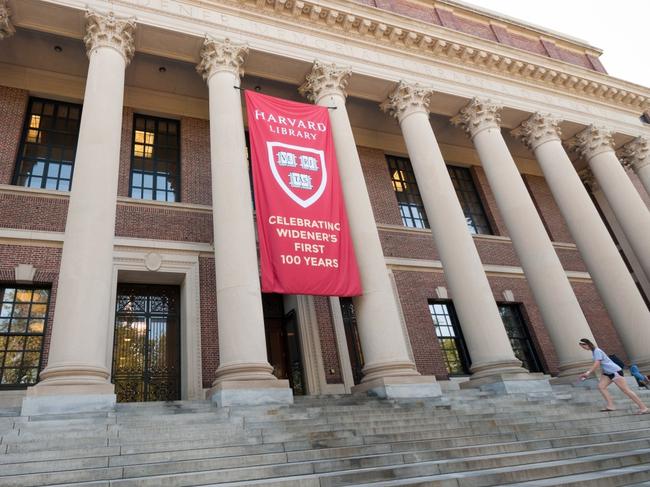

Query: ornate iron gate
[112,284,181,402]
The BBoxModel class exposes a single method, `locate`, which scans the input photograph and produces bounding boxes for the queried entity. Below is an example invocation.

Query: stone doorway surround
[109,247,203,401]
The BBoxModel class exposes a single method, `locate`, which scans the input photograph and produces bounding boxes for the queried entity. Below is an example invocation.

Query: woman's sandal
[635,409,649,415]
[600,407,616,412]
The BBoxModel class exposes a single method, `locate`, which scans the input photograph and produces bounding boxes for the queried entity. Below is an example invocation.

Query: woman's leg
[598,375,616,410]
[613,376,649,412]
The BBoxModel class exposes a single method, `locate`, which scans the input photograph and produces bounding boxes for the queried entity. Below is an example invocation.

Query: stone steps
[1,388,650,486]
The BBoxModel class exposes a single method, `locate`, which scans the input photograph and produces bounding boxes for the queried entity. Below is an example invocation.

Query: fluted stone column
[381,82,538,392]
[196,38,291,406]
[570,127,650,281]
[0,0,16,39]
[450,99,593,380]
[22,12,135,415]
[618,137,650,197]
[300,64,440,399]
[513,114,650,372]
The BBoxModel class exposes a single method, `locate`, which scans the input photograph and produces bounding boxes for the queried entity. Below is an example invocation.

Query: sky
[460,0,650,88]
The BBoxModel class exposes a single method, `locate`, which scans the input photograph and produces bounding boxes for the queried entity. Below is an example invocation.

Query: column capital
[380,81,432,123]
[196,37,248,82]
[511,113,562,150]
[451,98,502,138]
[566,125,615,160]
[578,167,599,192]
[84,11,136,64]
[617,136,650,173]
[0,0,16,40]
[298,61,351,102]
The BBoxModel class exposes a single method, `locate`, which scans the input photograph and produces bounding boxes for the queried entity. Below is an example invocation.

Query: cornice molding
[451,97,502,138]
[0,0,15,40]
[617,136,650,173]
[299,60,351,102]
[511,113,562,151]
[231,0,649,111]
[567,125,615,161]
[84,10,136,64]
[380,80,432,123]
[196,36,248,81]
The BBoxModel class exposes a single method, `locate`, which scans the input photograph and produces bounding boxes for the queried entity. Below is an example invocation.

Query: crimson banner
[245,90,362,296]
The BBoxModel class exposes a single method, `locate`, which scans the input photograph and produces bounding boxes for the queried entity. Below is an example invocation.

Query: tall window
[13,98,82,191]
[130,115,180,202]
[387,157,492,234]
[448,165,492,235]
[0,286,49,387]
[387,155,429,228]
[498,304,542,373]
[428,301,471,375]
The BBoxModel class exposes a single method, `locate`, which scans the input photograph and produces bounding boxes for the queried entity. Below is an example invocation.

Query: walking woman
[579,338,649,414]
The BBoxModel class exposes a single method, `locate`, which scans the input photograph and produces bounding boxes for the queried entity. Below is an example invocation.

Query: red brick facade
[0,84,644,393]
[0,87,28,185]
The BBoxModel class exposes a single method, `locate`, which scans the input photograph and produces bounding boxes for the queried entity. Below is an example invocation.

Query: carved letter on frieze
[0,0,15,40]
[618,136,650,173]
[84,11,136,64]
[450,98,502,138]
[567,125,615,161]
[298,61,352,102]
[196,37,249,81]
[511,113,562,151]
[380,81,432,124]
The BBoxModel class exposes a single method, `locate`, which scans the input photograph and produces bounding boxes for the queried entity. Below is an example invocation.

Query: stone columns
[22,12,135,415]
[570,127,650,281]
[513,113,650,372]
[618,137,650,196]
[300,65,439,398]
[382,82,536,392]
[196,38,291,406]
[0,0,16,39]
[450,99,593,380]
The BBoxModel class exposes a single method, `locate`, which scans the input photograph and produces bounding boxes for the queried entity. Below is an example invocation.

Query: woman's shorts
[604,370,624,380]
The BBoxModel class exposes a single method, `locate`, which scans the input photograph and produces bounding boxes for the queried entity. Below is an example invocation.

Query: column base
[460,372,552,394]
[208,380,294,407]
[21,383,116,416]
[352,375,441,399]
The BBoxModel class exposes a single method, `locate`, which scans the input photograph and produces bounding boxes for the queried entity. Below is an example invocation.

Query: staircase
[2,386,650,486]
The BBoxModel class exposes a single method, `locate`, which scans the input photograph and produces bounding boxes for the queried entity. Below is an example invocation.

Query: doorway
[112,284,181,402]
[263,293,305,395]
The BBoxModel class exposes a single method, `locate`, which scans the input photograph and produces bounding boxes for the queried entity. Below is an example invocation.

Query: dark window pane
[448,166,493,235]
[387,156,429,228]
[498,304,542,373]
[13,98,82,191]
[130,115,180,202]
[429,301,471,375]
[0,286,49,388]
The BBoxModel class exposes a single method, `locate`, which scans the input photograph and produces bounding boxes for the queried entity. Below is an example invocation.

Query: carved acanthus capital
[380,81,432,123]
[196,37,248,81]
[566,125,615,161]
[511,113,562,151]
[617,136,650,173]
[0,0,15,40]
[578,167,599,192]
[450,98,502,138]
[85,11,135,64]
[299,61,352,102]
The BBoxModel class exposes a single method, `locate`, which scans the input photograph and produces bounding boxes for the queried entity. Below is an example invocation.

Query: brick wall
[313,296,343,384]
[115,205,213,243]
[199,256,218,388]
[117,108,134,198]
[523,174,574,243]
[180,117,212,206]
[0,87,28,185]
[0,192,68,232]
[0,244,61,369]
